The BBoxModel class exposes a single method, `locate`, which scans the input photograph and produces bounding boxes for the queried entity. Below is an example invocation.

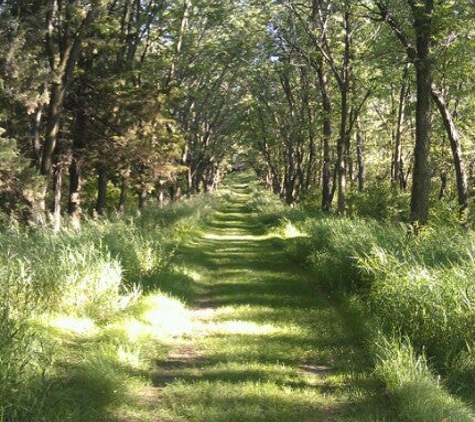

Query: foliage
[375,336,475,422]
[0,193,212,420]
[255,187,475,416]
[346,180,410,221]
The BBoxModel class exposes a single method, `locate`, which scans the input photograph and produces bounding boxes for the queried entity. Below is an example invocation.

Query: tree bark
[356,120,365,192]
[393,65,409,189]
[317,66,333,212]
[68,157,81,229]
[409,0,434,227]
[95,165,108,215]
[138,186,148,209]
[118,173,129,214]
[431,88,469,224]
[336,3,352,216]
[52,161,63,233]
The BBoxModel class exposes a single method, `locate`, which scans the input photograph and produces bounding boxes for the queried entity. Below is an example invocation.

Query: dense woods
[0,0,474,229]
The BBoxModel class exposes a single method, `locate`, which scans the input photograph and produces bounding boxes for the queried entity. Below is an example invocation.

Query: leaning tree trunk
[431,88,469,226]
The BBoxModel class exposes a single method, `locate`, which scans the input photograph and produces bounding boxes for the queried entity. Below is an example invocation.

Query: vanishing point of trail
[149,180,395,421]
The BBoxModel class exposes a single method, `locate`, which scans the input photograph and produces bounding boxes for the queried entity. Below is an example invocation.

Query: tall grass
[0,195,213,421]
[251,187,475,418]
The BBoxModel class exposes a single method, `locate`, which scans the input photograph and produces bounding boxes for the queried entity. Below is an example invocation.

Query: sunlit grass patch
[208,320,280,335]
[47,315,98,336]
[34,291,187,421]
[203,233,271,241]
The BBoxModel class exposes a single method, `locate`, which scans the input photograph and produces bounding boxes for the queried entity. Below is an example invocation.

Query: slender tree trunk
[336,3,351,216]
[317,66,333,212]
[169,185,176,202]
[96,165,108,215]
[431,88,469,224]
[118,173,129,214]
[68,157,81,229]
[187,166,193,198]
[41,83,64,176]
[337,85,349,215]
[53,161,63,233]
[356,120,365,192]
[393,65,409,188]
[31,102,44,169]
[439,171,447,200]
[138,186,147,209]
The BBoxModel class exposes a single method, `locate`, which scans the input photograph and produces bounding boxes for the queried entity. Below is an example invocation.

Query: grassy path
[140,181,397,421]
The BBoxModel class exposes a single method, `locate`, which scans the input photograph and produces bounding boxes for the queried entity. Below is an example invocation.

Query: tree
[373,0,471,226]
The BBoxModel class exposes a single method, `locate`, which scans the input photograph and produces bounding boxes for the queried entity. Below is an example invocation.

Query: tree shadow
[149,182,397,421]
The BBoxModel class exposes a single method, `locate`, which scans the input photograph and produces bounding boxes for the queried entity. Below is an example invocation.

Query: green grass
[0,195,212,421]
[143,176,398,422]
[258,182,475,420]
[4,172,475,420]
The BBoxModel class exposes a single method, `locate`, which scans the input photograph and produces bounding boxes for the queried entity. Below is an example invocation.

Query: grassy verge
[253,186,475,421]
[0,195,213,421]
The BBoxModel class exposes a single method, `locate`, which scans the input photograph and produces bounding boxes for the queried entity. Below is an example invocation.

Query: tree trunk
[31,102,44,169]
[439,171,447,200]
[393,65,409,189]
[336,4,351,216]
[68,157,81,229]
[431,88,469,224]
[138,186,148,209]
[53,161,63,233]
[317,66,333,212]
[41,83,64,176]
[337,84,349,215]
[96,165,108,215]
[356,120,365,192]
[187,166,193,198]
[409,0,434,227]
[118,173,129,214]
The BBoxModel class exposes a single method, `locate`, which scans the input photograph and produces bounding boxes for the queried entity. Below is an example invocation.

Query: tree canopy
[0,0,474,228]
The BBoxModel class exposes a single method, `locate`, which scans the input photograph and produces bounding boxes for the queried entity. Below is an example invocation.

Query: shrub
[346,181,410,221]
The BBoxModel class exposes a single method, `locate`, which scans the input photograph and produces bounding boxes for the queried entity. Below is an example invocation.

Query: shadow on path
[150,181,397,421]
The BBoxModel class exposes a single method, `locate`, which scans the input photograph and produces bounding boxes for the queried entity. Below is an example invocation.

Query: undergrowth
[249,185,475,420]
[0,195,213,421]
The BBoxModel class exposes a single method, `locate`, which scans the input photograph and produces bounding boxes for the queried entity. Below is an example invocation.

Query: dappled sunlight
[281,221,306,239]
[209,320,279,335]
[132,294,192,339]
[47,315,98,336]
[117,345,145,370]
[203,233,271,241]
[136,176,399,421]
[180,267,203,281]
